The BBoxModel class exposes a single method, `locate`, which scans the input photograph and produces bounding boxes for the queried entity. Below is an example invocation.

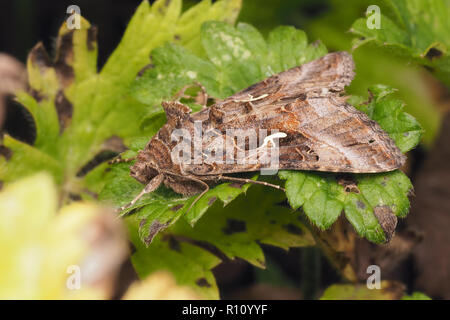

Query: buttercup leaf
[0,0,242,201]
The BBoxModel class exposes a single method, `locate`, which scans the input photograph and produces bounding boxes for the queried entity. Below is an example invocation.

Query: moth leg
[160,170,211,213]
[174,84,193,101]
[119,174,164,212]
[218,175,285,192]
[186,179,210,213]
[108,155,136,165]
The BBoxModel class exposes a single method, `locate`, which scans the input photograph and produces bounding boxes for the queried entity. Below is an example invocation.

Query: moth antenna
[174,81,209,108]
[193,81,208,108]
[174,84,193,101]
[334,95,351,104]
[118,174,164,213]
[108,155,136,165]
[218,175,285,192]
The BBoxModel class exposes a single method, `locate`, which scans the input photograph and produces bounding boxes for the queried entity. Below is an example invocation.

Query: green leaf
[171,186,315,268]
[133,21,328,105]
[14,92,59,156]
[132,43,220,107]
[0,135,62,184]
[128,186,314,298]
[175,0,242,56]
[267,26,327,73]
[355,85,424,153]
[350,0,450,87]
[201,21,266,92]
[280,169,414,244]
[99,161,253,244]
[278,171,345,230]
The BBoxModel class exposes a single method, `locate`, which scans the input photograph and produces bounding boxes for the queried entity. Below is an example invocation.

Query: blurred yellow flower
[123,271,200,300]
[0,173,200,300]
[0,173,128,299]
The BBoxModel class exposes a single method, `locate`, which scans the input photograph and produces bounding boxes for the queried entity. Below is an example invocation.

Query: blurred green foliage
[351,0,450,87]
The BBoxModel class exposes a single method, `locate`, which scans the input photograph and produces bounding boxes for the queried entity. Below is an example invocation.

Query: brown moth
[123,52,405,211]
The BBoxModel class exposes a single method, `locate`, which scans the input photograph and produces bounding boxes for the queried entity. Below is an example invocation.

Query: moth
[122,52,405,211]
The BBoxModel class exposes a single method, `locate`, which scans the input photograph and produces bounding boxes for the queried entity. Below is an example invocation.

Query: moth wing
[204,51,355,125]
[182,52,404,175]
[274,96,405,173]
[183,96,405,175]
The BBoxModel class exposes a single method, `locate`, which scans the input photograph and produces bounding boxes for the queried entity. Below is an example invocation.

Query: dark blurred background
[0,0,329,65]
[1,0,449,299]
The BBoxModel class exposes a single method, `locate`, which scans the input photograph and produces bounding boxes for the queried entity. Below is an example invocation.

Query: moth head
[130,161,160,185]
[162,101,192,126]
[130,149,161,185]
